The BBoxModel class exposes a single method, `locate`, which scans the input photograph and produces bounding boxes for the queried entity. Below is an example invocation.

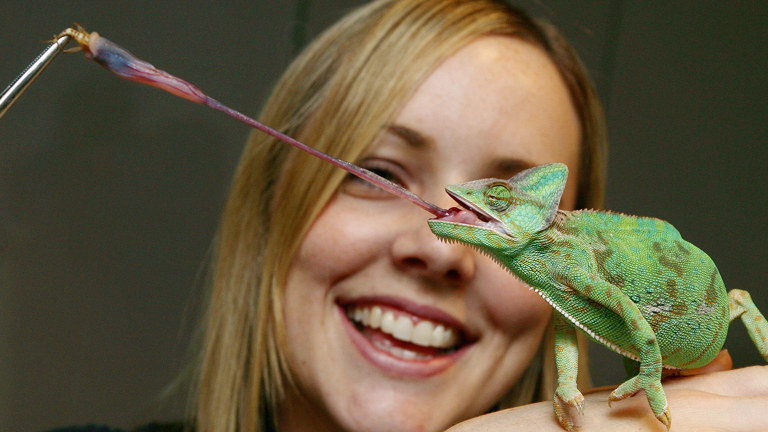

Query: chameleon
[427,162,768,431]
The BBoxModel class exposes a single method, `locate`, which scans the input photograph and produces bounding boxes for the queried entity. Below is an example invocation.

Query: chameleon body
[427,163,768,430]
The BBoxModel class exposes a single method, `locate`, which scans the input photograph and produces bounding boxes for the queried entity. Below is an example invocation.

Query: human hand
[447,353,768,431]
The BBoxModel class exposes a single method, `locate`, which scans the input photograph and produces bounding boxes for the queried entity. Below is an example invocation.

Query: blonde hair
[193,1,606,431]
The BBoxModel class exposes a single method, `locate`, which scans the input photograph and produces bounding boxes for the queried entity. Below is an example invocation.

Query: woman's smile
[338,296,475,375]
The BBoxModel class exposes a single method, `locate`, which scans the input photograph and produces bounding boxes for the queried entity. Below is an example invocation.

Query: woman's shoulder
[46,422,188,432]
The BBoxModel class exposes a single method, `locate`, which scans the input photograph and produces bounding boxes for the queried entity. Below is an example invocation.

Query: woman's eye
[364,166,403,185]
[342,159,409,197]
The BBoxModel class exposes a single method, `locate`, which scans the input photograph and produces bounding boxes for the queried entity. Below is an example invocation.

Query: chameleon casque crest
[428,163,768,431]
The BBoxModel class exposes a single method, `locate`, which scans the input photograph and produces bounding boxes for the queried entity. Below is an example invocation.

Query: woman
[192,1,767,431]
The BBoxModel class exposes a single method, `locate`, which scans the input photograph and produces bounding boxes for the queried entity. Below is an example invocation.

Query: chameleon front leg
[552,313,583,431]
[729,289,768,361]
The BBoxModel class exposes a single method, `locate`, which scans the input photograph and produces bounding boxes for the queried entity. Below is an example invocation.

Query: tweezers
[0,34,71,119]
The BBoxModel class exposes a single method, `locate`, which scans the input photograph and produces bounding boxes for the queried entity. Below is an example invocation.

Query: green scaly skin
[427,163,768,431]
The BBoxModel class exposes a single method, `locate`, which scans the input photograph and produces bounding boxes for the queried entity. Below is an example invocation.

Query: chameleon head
[428,163,568,256]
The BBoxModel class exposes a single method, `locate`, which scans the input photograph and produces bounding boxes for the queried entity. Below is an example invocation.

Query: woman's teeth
[346,305,459,349]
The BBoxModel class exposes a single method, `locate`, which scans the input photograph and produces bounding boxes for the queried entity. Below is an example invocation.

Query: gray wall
[1,1,766,430]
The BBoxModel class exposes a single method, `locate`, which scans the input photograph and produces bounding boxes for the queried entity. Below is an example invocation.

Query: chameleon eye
[484,184,512,212]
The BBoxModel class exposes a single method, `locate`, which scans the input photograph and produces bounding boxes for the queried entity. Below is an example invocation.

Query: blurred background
[1,1,766,430]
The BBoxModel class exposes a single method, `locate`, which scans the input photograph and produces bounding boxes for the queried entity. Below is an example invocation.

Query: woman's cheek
[294,195,391,283]
[474,258,552,331]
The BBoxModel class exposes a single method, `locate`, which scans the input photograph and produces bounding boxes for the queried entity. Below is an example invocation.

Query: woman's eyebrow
[493,158,535,178]
[386,123,535,179]
[386,123,433,149]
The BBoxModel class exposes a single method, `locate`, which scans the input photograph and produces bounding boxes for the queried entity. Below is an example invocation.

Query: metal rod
[0,34,71,119]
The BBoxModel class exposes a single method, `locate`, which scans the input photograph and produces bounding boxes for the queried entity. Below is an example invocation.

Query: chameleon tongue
[432,207,485,225]
[59,25,452,218]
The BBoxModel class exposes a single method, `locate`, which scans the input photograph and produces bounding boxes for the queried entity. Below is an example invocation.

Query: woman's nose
[390,212,476,285]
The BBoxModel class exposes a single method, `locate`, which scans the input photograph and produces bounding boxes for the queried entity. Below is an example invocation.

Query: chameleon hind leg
[553,274,670,429]
[606,320,669,429]
[729,289,768,361]
[577,278,670,429]
[552,313,584,431]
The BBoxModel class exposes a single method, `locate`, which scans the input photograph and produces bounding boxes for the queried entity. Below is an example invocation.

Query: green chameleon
[427,163,768,431]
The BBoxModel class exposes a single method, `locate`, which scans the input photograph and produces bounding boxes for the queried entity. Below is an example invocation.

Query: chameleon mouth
[435,189,510,235]
[444,189,492,223]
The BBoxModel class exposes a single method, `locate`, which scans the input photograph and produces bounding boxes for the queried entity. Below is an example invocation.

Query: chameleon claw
[554,411,577,432]
[607,390,634,405]
[553,390,584,431]
[607,389,635,406]
[657,406,671,430]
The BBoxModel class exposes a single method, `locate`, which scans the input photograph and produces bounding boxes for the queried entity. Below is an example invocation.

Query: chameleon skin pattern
[428,163,768,431]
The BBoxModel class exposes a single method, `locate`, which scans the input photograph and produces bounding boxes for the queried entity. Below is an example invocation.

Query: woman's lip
[337,304,472,378]
[336,295,476,378]
[337,295,473,340]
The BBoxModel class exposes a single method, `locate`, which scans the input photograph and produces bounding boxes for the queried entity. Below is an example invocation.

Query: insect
[427,163,768,430]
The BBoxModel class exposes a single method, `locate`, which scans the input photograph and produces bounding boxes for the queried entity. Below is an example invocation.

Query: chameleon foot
[657,407,672,430]
[553,385,584,431]
[609,375,670,429]
[729,289,768,361]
